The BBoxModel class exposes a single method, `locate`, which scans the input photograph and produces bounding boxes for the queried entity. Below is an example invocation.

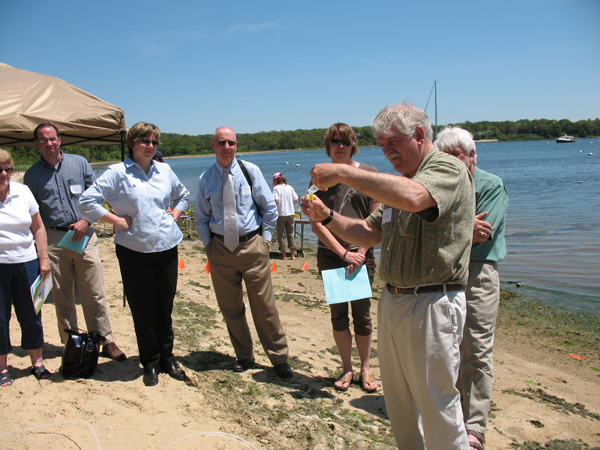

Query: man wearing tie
[194,127,292,378]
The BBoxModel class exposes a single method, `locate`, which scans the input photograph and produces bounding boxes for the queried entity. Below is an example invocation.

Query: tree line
[7,118,599,166]
[449,118,600,142]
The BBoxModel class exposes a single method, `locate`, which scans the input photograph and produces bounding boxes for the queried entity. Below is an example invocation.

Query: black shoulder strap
[236,159,262,217]
[237,159,252,188]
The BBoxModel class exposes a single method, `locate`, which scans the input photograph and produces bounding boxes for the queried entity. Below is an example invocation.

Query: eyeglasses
[140,139,159,146]
[37,137,58,144]
[217,140,237,147]
[331,139,350,147]
[0,167,13,174]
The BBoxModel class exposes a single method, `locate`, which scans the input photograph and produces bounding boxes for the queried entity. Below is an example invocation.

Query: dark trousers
[115,245,178,369]
[0,260,44,354]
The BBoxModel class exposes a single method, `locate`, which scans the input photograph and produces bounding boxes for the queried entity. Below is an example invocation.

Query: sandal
[31,365,52,380]
[334,372,353,392]
[466,429,485,450]
[359,373,378,393]
[1,370,12,387]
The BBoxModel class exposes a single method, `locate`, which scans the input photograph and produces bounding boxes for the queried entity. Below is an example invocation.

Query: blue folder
[321,265,373,305]
[57,229,90,254]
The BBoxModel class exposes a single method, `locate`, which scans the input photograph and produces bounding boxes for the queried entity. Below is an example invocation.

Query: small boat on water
[556,135,575,143]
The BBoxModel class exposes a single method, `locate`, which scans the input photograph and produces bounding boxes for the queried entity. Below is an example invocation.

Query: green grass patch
[187,279,211,290]
[504,387,600,420]
[497,289,600,359]
[172,300,218,347]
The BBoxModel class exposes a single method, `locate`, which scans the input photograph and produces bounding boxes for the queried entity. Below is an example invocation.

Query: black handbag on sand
[60,328,104,379]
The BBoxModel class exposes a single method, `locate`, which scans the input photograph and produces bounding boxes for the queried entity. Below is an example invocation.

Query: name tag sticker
[70,184,83,195]
[382,208,392,224]
[241,186,251,196]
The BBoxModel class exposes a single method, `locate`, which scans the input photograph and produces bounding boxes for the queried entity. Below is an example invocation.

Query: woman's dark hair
[274,175,287,185]
[323,123,359,157]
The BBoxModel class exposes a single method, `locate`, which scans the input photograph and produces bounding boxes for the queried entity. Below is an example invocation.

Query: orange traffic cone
[205,261,210,274]
[178,259,185,269]
[301,261,308,271]
[270,262,277,273]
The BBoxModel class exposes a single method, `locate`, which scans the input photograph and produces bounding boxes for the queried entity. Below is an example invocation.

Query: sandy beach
[1,232,599,450]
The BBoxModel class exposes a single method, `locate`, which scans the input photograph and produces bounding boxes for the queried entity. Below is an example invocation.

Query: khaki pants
[205,233,288,365]
[46,229,113,344]
[458,261,500,434]
[276,215,296,252]
[378,287,470,450]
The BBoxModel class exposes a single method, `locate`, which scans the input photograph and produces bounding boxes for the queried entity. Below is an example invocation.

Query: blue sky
[1,0,599,135]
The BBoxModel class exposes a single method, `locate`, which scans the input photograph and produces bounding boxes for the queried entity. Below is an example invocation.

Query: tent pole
[120,129,126,162]
[120,129,127,307]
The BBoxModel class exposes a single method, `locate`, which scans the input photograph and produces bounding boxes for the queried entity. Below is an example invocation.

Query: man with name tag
[436,126,509,450]
[24,123,125,362]
[302,104,475,449]
[194,127,292,378]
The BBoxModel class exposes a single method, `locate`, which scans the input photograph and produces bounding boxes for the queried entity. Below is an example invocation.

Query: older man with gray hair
[436,126,509,450]
[303,104,475,449]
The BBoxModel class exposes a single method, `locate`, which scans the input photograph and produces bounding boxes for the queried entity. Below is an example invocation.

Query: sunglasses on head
[217,140,237,146]
[331,138,351,147]
[140,138,159,146]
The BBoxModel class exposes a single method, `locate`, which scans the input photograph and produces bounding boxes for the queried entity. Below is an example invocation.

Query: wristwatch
[321,209,334,226]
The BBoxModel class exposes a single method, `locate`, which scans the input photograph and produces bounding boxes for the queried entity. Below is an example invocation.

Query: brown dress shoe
[102,343,127,361]
[232,359,254,372]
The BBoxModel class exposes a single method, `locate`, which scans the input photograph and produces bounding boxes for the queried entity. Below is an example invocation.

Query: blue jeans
[0,259,44,354]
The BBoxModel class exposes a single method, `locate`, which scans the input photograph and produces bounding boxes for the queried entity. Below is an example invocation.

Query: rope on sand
[0,420,102,449]
[162,431,259,449]
[0,420,259,450]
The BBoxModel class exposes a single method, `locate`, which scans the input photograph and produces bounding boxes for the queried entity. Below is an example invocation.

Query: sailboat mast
[425,80,438,139]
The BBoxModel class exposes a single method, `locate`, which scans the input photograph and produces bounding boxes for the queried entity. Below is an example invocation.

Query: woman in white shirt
[0,149,51,386]
[79,123,189,387]
[272,173,298,260]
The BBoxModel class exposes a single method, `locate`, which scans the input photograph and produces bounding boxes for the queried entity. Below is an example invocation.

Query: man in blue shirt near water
[24,123,126,362]
[436,126,508,450]
[194,126,292,378]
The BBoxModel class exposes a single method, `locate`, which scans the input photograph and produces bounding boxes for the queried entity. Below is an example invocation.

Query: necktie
[223,170,239,252]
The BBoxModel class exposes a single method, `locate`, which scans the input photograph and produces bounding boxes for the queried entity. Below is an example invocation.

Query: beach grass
[497,289,600,361]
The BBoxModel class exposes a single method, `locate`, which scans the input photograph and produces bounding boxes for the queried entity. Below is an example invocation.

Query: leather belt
[386,283,465,295]
[46,226,71,232]
[211,227,260,243]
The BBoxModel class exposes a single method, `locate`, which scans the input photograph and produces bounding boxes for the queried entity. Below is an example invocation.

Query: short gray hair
[372,103,433,142]
[434,126,477,164]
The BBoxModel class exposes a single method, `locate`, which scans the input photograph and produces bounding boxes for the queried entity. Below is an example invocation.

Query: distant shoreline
[89,147,326,168]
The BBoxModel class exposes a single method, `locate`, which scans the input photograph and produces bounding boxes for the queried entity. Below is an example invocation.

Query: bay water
[96,139,600,315]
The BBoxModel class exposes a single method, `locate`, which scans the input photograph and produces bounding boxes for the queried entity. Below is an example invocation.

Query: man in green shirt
[302,104,474,450]
[436,126,508,450]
